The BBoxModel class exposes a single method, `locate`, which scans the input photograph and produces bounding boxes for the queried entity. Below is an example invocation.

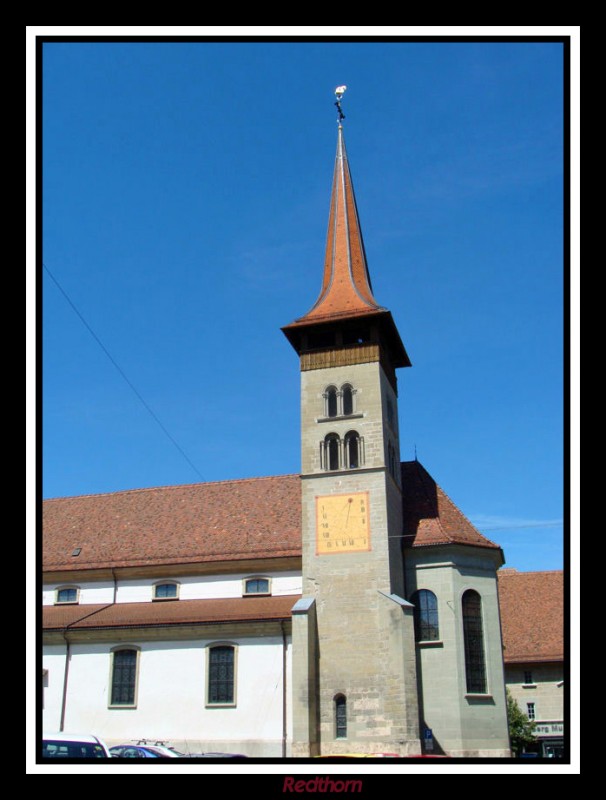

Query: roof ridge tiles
[499,569,563,576]
[412,460,451,544]
[435,477,501,550]
[400,460,501,551]
[43,472,301,502]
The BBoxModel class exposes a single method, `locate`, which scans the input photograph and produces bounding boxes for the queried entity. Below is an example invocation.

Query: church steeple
[289,89,420,758]
[282,108,410,371]
[299,125,382,322]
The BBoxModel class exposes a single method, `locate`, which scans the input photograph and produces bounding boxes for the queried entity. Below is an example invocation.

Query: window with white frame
[207,644,236,706]
[411,589,440,642]
[527,702,536,720]
[244,577,270,596]
[55,586,80,605]
[109,647,139,708]
[153,581,179,600]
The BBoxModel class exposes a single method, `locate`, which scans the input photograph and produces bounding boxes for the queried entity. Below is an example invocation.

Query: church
[42,103,511,758]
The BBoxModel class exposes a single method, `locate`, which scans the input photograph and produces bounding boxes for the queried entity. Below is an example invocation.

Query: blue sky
[39,35,569,573]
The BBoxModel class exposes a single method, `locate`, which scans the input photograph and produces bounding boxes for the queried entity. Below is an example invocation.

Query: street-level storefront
[535,721,564,758]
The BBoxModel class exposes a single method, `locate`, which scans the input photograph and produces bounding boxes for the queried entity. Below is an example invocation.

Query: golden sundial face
[315,492,371,555]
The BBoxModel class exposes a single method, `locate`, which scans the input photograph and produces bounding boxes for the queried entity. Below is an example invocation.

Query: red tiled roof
[498,569,564,663]
[43,595,300,631]
[401,461,502,551]
[44,463,501,575]
[43,474,301,572]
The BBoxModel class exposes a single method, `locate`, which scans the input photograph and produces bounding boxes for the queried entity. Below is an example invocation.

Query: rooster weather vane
[334,85,347,124]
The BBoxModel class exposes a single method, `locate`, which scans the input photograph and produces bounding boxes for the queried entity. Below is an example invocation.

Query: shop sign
[535,722,564,736]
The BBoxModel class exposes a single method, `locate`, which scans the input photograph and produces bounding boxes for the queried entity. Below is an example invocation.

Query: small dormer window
[244,577,270,596]
[153,582,179,601]
[55,586,79,605]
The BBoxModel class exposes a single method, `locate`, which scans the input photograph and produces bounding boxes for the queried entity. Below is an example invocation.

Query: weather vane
[334,85,347,124]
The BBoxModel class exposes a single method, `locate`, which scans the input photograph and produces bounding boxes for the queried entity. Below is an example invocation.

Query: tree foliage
[506,688,537,756]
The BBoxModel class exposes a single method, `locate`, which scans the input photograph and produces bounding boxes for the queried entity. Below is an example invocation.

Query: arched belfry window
[320,431,364,471]
[462,590,487,693]
[323,433,341,471]
[411,589,439,641]
[323,384,357,418]
[335,694,347,739]
[325,386,338,418]
[341,384,354,416]
[344,431,361,469]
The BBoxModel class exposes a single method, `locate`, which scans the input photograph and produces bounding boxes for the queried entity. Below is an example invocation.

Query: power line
[474,522,563,532]
[43,262,205,482]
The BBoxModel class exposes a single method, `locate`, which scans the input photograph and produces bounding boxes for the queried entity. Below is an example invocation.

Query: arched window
[341,384,354,416]
[244,577,270,595]
[326,386,338,418]
[153,581,179,600]
[335,694,347,739]
[324,433,341,471]
[411,589,439,641]
[462,590,487,693]
[344,431,360,469]
[55,586,79,605]
[207,644,236,706]
[110,647,139,707]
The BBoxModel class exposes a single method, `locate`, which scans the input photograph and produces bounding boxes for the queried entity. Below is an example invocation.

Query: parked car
[137,744,185,758]
[110,744,185,758]
[188,752,248,758]
[42,732,111,758]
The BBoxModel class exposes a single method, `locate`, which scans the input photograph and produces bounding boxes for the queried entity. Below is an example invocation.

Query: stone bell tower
[283,90,421,757]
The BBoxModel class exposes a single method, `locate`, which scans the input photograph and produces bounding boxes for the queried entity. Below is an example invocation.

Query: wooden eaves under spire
[282,125,411,373]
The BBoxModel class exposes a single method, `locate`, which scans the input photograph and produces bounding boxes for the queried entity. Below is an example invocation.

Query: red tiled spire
[282,119,411,369]
[297,125,383,323]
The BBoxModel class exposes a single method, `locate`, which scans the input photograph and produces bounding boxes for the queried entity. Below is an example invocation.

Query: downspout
[494,559,513,757]
[57,604,113,732]
[59,632,71,732]
[281,621,288,758]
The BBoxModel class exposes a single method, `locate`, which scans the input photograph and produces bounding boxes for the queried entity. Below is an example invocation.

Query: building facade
[42,120,512,758]
[498,569,564,758]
